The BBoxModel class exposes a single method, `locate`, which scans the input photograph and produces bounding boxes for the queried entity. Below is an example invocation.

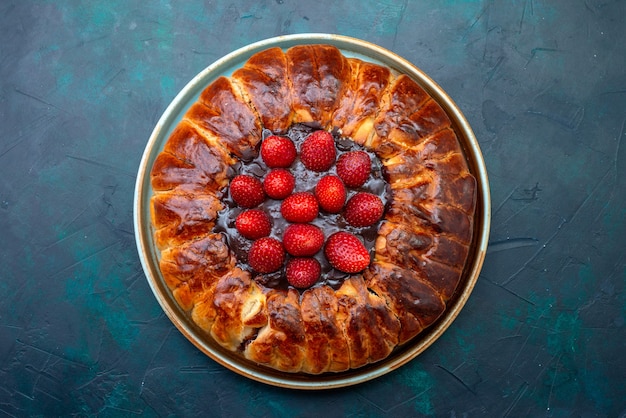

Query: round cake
[149,44,477,374]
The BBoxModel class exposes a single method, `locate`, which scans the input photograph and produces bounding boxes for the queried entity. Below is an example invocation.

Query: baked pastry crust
[150,44,477,374]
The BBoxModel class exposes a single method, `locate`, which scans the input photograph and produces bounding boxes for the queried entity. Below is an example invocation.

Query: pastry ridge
[149,44,477,374]
[231,47,295,133]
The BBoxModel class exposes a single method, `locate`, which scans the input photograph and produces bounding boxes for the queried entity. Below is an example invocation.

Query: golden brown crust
[336,277,400,368]
[159,233,234,286]
[151,191,222,250]
[149,44,477,374]
[150,121,234,193]
[300,286,340,373]
[159,233,235,310]
[231,47,294,133]
[244,289,306,372]
[286,45,351,127]
[210,269,267,351]
[415,257,465,301]
[301,285,351,373]
[335,279,369,369]
[365,262,446,344]
[331,59,393,145]
[369,74,432,154]
[375,220,433,267]
[187,76,263,160]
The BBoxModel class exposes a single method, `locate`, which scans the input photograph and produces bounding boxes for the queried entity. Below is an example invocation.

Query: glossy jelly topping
[215,123,390,291]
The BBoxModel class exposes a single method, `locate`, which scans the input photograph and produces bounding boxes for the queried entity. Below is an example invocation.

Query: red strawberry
[247,237,285,273]
[300,130,336,172]
[281,192,319,223]
[336,150,371,188]
[344,192,384,227]
[283,223,324,256]
[315,175,346,213]
[324,231,370,273]
[263,169,295,200]
[286,257,321,289]
[261,135,297,168]
[230,174,265,208]
[235,209,271,240]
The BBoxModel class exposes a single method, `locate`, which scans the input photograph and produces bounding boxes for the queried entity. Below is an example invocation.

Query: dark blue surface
[1,1,625,416]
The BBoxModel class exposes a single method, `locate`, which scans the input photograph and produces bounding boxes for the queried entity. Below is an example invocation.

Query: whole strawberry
[263,168,295,200]
[324,231,370,273]
[286,257,321,289]
[283,223,324,256]
[248,237,285,273]
[315,175,346,213]
[300,130,336,172]
[281,192,319,223]
[235,209,272,240]
[261,135,297,168]
[344,192,384,227]
[229,174,265,208]
[336,150,371,188]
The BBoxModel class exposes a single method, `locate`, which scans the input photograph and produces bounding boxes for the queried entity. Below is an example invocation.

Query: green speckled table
[1,1,624,416]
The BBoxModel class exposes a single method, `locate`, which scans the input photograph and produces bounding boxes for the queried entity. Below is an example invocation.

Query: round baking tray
[134,33,491,389]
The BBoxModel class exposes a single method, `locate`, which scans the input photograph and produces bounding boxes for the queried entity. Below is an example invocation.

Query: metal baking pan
[134,33,491,389]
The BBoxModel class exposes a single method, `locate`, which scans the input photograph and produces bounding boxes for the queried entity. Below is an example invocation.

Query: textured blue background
[1,0,625,416]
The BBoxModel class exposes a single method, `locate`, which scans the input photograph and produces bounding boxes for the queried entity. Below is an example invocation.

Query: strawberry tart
[149,44,477,374]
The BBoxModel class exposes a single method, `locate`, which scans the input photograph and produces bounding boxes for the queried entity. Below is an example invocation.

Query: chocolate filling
[214,123,391,291]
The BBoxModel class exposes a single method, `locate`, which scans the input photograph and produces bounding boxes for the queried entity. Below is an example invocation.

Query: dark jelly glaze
[214,123,391,292]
